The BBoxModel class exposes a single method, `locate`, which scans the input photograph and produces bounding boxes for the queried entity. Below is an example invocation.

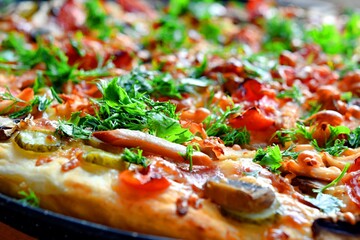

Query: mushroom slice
[204,178,279,222]
[291,177,326,196]
[312,218,360,240]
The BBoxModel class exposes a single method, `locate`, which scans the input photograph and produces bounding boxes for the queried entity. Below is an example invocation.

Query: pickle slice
[15,130,61,152]
[83,151,129,170]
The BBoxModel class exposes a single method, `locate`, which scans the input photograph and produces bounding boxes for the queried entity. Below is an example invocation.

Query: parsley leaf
[312,139,348,157]
[277,85,303,104]
[315,163,350,193]
[169,0,189,16]
[253,145,282,173]
[274,122,314,145]
[281,144,299,159]
[311,126,350,156]
[153,15,187,52]
[348,126,360,148]
[263,16,300,54]
[0,89,52,118]
[183,144,195,171]
[307,163,348,213]
[18,189,40,207]
[33,71,46,94]
[122,148,148,167]
[2,33,74,92]
[84,0,111,40]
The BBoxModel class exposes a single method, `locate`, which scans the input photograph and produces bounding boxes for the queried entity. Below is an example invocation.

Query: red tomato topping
[228,107,275,131]
[343,171,360,208]
[56,0,86,32]
[61,148,82,172]
[232,79,275,103]
[348,157,360,173]
[120,167,170,192]
[343,157,360,208]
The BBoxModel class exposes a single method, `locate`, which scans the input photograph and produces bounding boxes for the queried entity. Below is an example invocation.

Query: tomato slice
[343,157,360,207]
[56,0,85,32]
[348,157,360,173]
[232,79,275,103]
[229,107,274,131]
[232,79,264,102]
[343,171,360,208]
[120,169,170,192]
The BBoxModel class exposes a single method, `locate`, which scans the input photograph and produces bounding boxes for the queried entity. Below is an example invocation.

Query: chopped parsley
[18,189,40,207]
[204,107,250,146]
[315,163,350,193]
[277,85,303,104]
[57,75,193,144]
[115,69,189,99]
[84,0,111,40]
[281,144,299,159]
[153,15,187,53]
[263,16,300,54]
[183,144,195,171]
[348,126,360,148]
[0,88,53,118]
[169,0,189,16]
[340,92,353,102]
[311,125,350,156]
[122,148,148,167]
[2,33,74,92]
[274,122,314,145]
[253,145,282,173]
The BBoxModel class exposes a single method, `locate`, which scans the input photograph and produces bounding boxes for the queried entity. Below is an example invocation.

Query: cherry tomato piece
[229,107,275,131]
[120,169,170,192]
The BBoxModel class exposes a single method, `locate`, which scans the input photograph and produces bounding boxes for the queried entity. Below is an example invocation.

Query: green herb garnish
[253,145,282,173]
[122,148,148,167]
[205,107,250,146]
[18,189,40,207]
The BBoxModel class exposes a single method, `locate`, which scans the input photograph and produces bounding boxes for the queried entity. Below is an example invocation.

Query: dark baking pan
[0,193,171,240]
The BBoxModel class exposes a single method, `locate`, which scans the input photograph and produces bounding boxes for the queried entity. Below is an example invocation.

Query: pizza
[1,0,360,239]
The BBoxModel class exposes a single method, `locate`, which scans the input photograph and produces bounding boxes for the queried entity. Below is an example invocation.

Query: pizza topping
[18,189,40,207]
[253,145,282,173]
[35,156,53,166]
[93,129,212,166]
[229,107,275,131]
[14,130,61,152]
[343,158,360,208]
[204,178,276,213]
[61,148,82,172]
[58,75,193,143]
[84,148,148,170]
[204,106,250,147]
[84,151,130,171]
[0,116,17,140]
[119,167,170,192]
